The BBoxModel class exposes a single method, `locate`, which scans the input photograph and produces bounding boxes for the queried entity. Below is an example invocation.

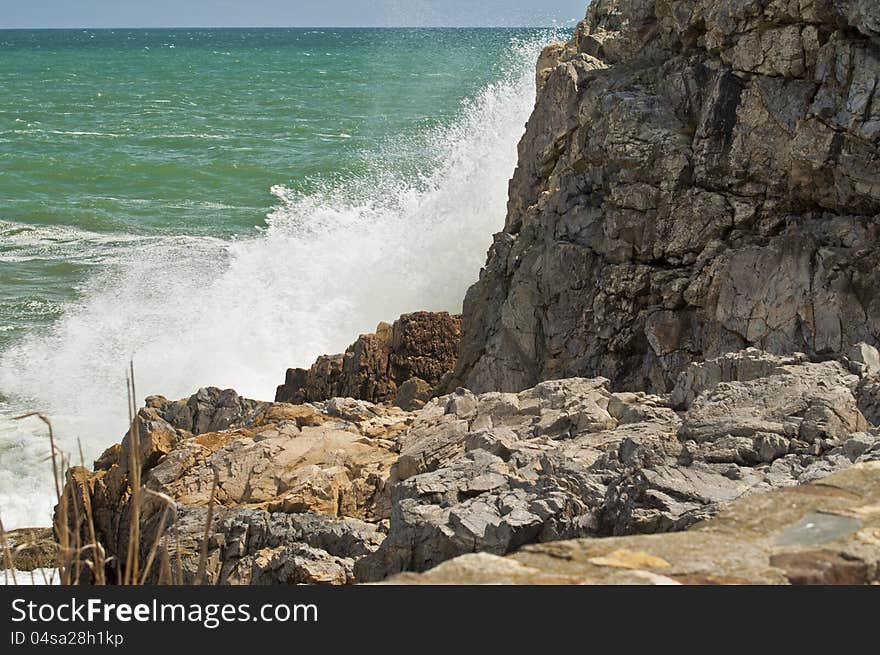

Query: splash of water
[0,34,557,529]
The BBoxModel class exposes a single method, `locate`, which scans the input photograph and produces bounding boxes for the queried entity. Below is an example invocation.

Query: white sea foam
[0,568,59,586]
[0,33,559,529]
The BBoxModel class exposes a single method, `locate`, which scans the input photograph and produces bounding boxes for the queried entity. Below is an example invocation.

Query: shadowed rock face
[275,311,461,409]
[453,0,880,395]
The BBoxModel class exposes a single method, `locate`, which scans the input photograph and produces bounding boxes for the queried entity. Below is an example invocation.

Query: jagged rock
[669,349,809,409]
[386,462,880,585]
[393,377,432,411]
[846,342,880,377]
[680,361,865,447]
[48,1,880,588]
[356,350,877,580]
[276,311,461,405]
[59,349,880,584]
[856,376,880,425]
[245,544,354,585]
[61,389,412,584]
[154,507,384,585]
[453,0,880,396]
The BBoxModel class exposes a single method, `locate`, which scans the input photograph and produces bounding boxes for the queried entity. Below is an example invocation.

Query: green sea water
[0,28,553,344]
[0,27,563,528]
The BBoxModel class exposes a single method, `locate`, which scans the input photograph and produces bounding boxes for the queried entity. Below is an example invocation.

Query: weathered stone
[393,377,432,411]
[59,389,412,584]
[357,350,878,580]
[846,342,880,377]
[276,312,461,405]
[59,349,880,584]
[386,462,880,585]
[769,550,870,585]
[1,528,56,572]
[452,0,880,397]
[48,1,880,588]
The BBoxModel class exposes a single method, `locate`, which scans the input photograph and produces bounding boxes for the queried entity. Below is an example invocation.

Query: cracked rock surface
[61,349,880,583]
[354,350,880,580]
[452,0,880,396]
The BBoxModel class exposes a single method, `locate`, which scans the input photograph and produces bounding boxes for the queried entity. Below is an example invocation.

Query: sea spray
[0,32,562,528]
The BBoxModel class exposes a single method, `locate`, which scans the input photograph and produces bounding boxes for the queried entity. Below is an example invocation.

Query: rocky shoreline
[50,0,880,584]
[58,344,880,584]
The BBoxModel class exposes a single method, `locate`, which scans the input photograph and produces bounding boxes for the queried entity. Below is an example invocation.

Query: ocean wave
[0,31,564,529]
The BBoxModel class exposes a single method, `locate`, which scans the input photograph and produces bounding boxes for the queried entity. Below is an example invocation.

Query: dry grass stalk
[1,363,219,586]
[123,363,142,585]
[139,489,176,584]
[195,469,220,585]
[0,516,18,585]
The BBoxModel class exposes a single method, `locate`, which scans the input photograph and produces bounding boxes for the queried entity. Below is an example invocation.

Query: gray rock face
[355,350,879,581]
[164,508,384,585]
[452,0,880,396]
[63,350,880,584]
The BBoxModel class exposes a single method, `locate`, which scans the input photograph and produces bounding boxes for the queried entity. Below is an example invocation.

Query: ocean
[0,27,563,529]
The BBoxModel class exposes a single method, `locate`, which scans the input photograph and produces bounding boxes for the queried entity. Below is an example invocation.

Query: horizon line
[0,24,577,31]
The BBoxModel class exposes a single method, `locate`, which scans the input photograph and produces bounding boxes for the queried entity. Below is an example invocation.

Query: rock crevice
[452,0,880,395]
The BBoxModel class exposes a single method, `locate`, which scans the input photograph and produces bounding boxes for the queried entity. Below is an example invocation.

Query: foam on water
[0,34,556,529]
[0,568,59,586]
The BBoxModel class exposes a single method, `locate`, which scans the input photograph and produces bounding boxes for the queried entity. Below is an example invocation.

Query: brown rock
[1,528,57,572]
[393,377,433,411]
[770,550,870,585]
[57,387,415,584]
[275,311,461,405]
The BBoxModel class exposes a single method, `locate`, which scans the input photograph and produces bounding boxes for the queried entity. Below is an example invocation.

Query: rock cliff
[453,0,880,395]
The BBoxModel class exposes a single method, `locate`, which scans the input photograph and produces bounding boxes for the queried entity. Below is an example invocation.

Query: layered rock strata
[63,390,413,583]
[386,461,880,585]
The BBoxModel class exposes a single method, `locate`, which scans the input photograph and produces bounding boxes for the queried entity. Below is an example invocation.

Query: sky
[0,1,589,29]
